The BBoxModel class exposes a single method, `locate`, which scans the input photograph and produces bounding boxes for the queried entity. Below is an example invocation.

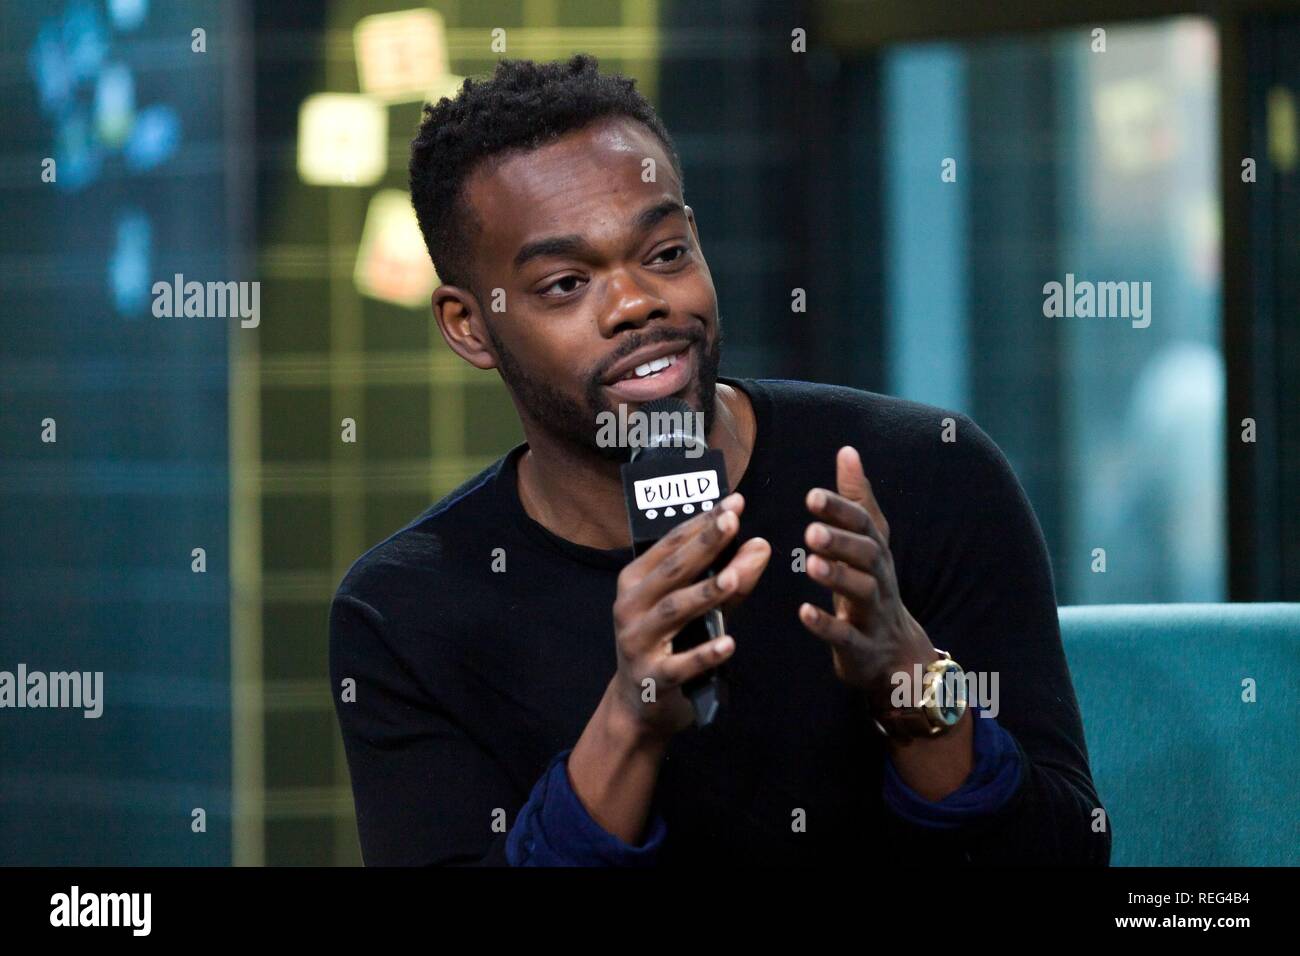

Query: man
[329,54,1110,866]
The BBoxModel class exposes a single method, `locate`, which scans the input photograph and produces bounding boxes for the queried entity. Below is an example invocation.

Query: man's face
[452,116,722,462]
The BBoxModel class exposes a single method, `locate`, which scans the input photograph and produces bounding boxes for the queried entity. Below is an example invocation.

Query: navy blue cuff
[506,748,668,866]
[881,706,1023,830]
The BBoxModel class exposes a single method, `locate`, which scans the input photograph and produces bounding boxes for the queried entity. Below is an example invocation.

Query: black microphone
[620,397,733,727]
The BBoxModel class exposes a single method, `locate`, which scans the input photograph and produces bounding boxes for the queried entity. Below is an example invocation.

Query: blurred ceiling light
[108,0,147,32]
[124,104,180,171]
[1093,77,1175,174]
[109,210,151,316]
[1267,86,1297,174]
[1185,193,1221,286]
[297,93,387,186]
[55,108,102,190]
[354,9,449,103]
[63,1,108,82]
[354,189,438,307]
[94,61,134,148]
[427,73,467,106]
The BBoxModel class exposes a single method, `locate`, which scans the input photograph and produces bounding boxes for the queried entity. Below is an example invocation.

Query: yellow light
[427,73,467,107]
[354,9,450,103]
[1267,86,1297,174]
[1093,77,1173,174]
[297,93,388,187]
[354,189,438,307]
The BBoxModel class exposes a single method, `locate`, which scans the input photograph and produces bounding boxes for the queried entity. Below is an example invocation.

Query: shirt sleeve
[331,585,669,867]
[506,748,668,866]
[880,411,1112,865]
[330,588,518,866]
[881,704,1023,828]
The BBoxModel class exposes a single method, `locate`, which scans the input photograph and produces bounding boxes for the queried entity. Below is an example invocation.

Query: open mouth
[604,344,695,402]
[614,350,685,383]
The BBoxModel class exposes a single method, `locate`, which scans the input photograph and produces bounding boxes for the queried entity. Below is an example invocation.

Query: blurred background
[0,0,1296,865]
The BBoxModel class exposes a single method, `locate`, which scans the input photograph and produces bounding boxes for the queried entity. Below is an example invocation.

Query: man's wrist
[897,615,941,673]
[883,704,976,801]
[601,680,672,755]
[883,701,970,754]
[872,641,966,744]
[871,635,940,717]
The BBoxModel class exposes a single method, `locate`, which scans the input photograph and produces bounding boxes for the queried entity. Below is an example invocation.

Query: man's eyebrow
[512,234,591,271]
[511,199,687,271]
[632,198,686,233]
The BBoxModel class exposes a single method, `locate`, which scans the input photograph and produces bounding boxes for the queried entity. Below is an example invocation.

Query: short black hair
[408,53,683,299]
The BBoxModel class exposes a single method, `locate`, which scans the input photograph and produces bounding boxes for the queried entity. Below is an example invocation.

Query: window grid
[235,0,663,866]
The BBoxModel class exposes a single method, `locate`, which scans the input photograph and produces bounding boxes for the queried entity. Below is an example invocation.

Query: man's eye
[540,275,584,296]
[651,246,688,265]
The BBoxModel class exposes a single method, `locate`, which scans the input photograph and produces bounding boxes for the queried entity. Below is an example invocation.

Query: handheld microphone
[620,397,733,727]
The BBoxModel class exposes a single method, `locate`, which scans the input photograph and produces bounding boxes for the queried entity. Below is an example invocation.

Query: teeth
[632,354,676,379]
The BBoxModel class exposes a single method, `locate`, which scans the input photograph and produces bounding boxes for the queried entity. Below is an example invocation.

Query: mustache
[591,327,705,386]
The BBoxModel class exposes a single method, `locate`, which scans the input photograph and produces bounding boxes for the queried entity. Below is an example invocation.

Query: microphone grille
[639,397,693,419]
[629,396,706,461]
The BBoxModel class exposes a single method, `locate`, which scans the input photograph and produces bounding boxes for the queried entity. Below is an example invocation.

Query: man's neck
[515,383,756,551]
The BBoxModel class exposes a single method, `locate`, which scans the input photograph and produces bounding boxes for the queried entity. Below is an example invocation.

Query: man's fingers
[640,503,743,598]
[642,546,759,643]
[806,554,881,612]
[721,536,771,609]
[616,537,768,655]
[798,603,893,688]
[657,634,735,688]
[836,444,870,502]
[619,493,744,594]
[641,492,745,575]
[834,446,890,544]
[797,602,862,650]
[805,487,878,541]
[804,522,880,574]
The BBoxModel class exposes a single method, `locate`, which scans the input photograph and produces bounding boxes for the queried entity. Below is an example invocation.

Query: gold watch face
[922,661,967,727]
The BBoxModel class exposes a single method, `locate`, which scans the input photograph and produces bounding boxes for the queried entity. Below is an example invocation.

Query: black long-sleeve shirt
[329,377,1112,866]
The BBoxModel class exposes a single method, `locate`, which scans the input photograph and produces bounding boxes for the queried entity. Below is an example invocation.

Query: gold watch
[871,648,967,745]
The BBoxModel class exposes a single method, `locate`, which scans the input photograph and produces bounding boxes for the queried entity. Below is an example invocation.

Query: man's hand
[798,446,938,712]
[610,493,771,741]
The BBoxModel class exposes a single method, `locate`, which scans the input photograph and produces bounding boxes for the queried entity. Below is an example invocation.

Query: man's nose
[597,268,669,337]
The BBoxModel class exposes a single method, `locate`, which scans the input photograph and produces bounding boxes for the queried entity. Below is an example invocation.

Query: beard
[487,319,723,463]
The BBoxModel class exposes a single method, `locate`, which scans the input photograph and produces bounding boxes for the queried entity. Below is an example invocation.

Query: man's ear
[432,285,497,371]
[684,203,703,252]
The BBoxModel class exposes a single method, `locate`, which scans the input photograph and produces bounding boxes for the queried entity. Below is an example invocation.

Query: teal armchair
[1059,603,1300,866]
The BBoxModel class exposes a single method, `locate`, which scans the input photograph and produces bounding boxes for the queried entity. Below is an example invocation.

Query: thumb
[836,445,890,544]
[836,445,869,504]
